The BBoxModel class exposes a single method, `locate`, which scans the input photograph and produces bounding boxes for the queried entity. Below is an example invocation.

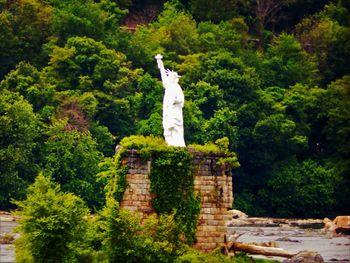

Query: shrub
[14,173,90,263]
[99,197,184,263]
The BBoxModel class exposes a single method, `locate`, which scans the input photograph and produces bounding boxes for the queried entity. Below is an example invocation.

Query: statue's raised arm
[155,54,167,85]
[155,54,186,147]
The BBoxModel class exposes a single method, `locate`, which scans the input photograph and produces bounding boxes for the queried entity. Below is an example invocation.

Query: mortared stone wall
[120,150,233,252]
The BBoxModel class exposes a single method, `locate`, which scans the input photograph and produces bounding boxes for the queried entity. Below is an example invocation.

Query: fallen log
[229,242,297,258]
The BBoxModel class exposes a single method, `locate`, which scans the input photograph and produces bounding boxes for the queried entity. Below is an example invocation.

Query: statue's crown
[165,69,180,78]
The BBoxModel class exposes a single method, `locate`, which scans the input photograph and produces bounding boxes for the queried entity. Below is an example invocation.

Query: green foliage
[253,114,298,161]
[321,75,350,156]
[176,249,232,263]
[176,250,277,263]
[185,81,225,119]
[48,0,127,43]
[135,73,163,119]
[90,122,115,156]
[197,19,249,53]
[43,119,104,210]
[99,197,184,263]
[259,158,340,217]
[0,62,55,113]
[127,2,198,69]
[204,108,239,150]
[233,253,279,263]
[98,197,140,262]
[264,33,319,87]
[14,173,90,263]
[184,51,261,107]
[233,191,260,216]
[189,138,240,168]
[150,147,201,244]
[0,90,41,209]
[137,112,163,136]
[294,4,350,84]
[45,36,138,91]
[0,0,53,78]
[98,154,128,203]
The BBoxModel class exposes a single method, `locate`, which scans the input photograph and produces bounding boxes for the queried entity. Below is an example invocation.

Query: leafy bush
[14,173,91,263]
[99,197,184,263]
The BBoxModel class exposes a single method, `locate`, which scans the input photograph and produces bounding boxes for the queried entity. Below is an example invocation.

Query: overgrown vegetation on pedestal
[100,135,204,244]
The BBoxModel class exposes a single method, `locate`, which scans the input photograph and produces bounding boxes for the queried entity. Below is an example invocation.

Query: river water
[1,219,349,262]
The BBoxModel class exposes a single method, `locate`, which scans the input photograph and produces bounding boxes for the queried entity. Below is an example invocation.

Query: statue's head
[166,69,180,83]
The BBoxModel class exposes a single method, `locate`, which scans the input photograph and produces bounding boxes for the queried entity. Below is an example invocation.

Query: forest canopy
[0,0,349,218]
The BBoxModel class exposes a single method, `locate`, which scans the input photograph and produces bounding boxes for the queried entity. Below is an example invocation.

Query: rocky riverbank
[226,210,350,262]
[0,212,17,263]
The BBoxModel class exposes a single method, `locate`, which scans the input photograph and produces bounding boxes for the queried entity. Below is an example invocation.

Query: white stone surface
[155,54,186,147]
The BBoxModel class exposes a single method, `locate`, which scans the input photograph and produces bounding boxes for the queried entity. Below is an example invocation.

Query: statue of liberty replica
[155,54,186,147]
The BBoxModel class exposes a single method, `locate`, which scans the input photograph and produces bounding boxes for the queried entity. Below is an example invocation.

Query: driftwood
[224,242,297,258]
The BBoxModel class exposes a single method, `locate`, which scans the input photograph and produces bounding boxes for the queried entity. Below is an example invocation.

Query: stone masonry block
[207,220,221,226]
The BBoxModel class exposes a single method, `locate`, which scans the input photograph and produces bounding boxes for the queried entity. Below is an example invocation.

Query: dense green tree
[182,100,206,144]
[252,114,306,163]
[0,62,55,113]
[295,4,350,84]
[0,0,53,78]
[321,76,350,157]
[134,73,163,120]
[46,0,127,45]
[263,33,319,87]
[43,119,104,209]
[44,36,140,91]
[90,122,115,156]
[137,112,163,136]
[179,51,261,108]
[185,81,225,119]
[128,2,198,69]
[203,107,238,149]
[260,158,340,217]
[0,90,41,209]
[42,36,142,138]
[196,18,249,53]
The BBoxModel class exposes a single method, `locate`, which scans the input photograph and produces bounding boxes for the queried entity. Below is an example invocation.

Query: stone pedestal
[192,152,233,251]
[120,150,233,252]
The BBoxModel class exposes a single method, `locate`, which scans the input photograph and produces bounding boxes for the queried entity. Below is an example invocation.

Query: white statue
[155,54,186,147]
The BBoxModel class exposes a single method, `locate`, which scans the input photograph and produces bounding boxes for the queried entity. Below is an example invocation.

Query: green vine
[150,148,201,244]
[98,151,129,203]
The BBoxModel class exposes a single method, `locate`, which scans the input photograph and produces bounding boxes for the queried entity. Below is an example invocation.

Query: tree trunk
[229,242,296,258]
